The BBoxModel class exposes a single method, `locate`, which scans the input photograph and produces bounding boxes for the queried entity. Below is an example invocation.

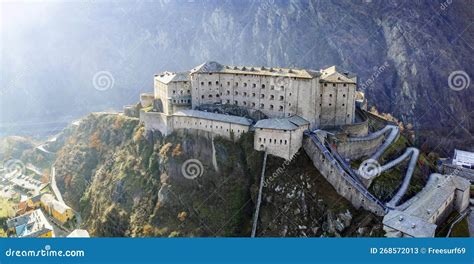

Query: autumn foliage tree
[89,131,102,150]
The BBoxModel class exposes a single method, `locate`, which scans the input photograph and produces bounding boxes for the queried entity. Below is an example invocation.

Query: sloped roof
[7,209,53,237]
[191,61,225,74]
[320,71,356,84]
[383,210,437,237]
[320,66,357,84]
[155,71,190,84]
[50,200,72,214]
[454,149,474,166]
[288,115,310,127]
[254,115,309,130]
[402,174,468,221]
[40,193,54,205]
[173,110,253,126]
[190,61,321,79]
[386,173,470,237]
[29,193,44,203]
[41,193,72,214]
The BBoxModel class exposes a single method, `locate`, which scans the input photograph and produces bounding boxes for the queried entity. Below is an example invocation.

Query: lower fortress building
[127,61,471,237]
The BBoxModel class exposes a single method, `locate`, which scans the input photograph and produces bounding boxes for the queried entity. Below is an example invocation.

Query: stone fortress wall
[334,134,385,161]
[139,111,172,136]
[171,110,251,140]
[338,108,369,137]
[330,111,397,161]
[139,110,251,141]
[303,131,387,216]
[254,117,309,160]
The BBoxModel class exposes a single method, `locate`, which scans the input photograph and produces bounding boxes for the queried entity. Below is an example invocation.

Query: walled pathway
[446,208,470,237]
[305,132,387,215]
[251,151,267,237]
[383,148,419,208]
[369,125,399,161]
[50,166,65,204]
[211,136,219,172]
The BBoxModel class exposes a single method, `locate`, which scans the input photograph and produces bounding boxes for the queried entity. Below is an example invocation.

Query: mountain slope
[1,0,472,153]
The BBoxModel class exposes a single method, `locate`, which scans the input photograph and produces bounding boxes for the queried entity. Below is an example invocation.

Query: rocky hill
[48,113,383,237]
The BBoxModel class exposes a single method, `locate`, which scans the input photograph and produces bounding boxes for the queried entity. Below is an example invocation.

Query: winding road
[353,124,419,207]
[369,125,400,161]
[383,148,420,208]
[346,125,400,161]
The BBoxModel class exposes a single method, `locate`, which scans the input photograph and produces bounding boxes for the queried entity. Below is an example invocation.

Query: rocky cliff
[49,113,382,237]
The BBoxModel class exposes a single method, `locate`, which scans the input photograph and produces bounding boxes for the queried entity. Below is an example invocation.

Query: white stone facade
[154,72,192,115]
[254,116,309,160]
[382,173,470,237]
[189,62,357,130]
[142,61,359,159]
[171,110,252,140]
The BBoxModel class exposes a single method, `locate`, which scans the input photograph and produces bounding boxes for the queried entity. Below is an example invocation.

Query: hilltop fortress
[126,61,470,237]
[133,61,359,160]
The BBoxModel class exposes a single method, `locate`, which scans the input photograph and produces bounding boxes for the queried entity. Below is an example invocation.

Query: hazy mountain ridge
[1,0,472,153]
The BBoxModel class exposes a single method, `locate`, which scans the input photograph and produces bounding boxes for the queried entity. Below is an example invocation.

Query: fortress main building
[134,61,358,159]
